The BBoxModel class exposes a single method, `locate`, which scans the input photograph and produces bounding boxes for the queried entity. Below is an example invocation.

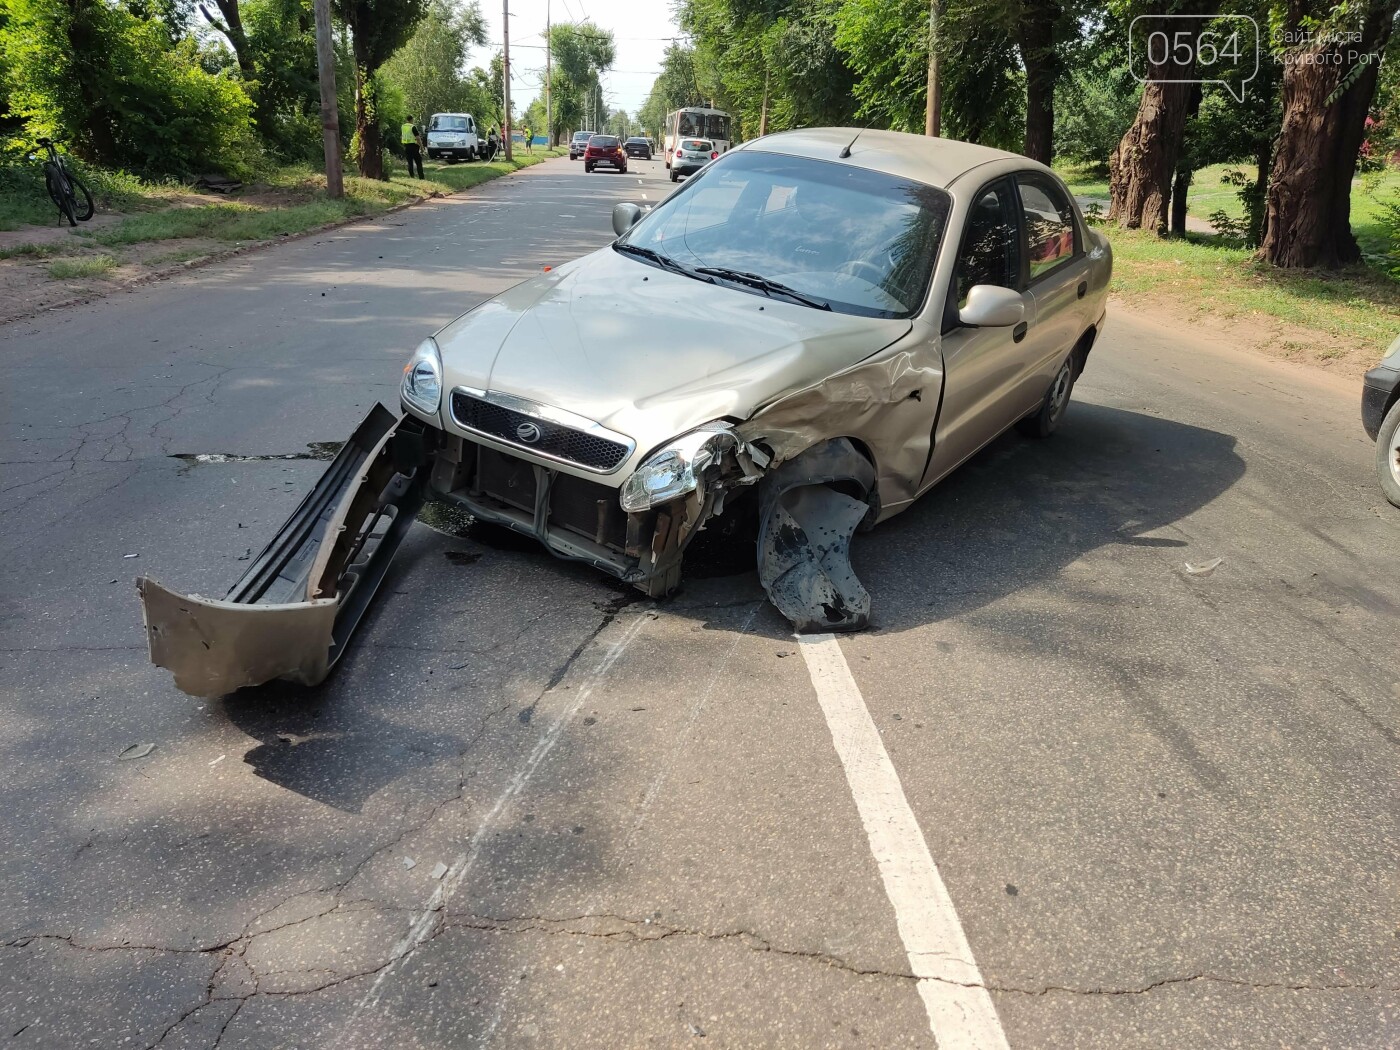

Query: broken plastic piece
[1184,557,1223,577]
[119,743,155,760]
[430,862,449,880]
[401,857,417,871]
[757,438,876,633]
[138,406,429,697]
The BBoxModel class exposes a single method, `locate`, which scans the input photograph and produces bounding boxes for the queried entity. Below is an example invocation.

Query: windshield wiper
[693,267,833,310]
[612,243,710,281]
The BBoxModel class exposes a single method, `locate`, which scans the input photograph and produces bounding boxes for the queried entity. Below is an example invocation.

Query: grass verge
[78,148,566,249]
[48,255,118,279]
[1103,226,1400,350]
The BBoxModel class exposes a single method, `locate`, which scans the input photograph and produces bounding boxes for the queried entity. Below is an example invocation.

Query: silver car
[141,128,1112,695]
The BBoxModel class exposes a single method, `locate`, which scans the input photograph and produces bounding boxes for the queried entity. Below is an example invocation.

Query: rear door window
[1016,176,1078,281]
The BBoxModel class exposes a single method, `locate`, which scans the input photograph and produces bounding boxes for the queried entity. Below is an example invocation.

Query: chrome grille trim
[448,386,635,475]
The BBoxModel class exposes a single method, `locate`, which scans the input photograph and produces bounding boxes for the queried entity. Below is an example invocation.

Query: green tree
[1,0,254,175]
[332,0,427,177]
[380,0,485,127]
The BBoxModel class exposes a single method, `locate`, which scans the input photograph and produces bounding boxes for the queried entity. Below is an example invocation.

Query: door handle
[1012,322,1028,343]
[1077,281,1088,299]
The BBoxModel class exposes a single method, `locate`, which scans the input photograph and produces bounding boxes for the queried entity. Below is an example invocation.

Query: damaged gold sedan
[140,128,1111,696]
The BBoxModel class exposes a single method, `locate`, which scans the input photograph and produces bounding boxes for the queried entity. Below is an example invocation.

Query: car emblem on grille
[515,421,542,444]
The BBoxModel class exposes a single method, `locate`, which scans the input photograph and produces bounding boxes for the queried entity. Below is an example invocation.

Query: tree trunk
[1259,0,1397,267]
[354,63,384,180]
[1108,78,1196,233]
[1170,168,1192,236]
[211,0,255,82]
[1017,0,1058,163]
[1249,145,1271,247]
[1108,6,1216,232]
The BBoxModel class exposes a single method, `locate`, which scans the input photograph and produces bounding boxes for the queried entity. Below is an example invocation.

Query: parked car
[584,135,628,174]
[670,138,717,181]
[426,113,480,162]
[394,127,1112,633]
[569,131,594,160]
[624,137,653,160]
[1363,333,1400,508]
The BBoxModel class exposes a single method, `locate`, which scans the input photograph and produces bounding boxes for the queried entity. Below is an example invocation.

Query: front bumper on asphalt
[1362,364,1400,441]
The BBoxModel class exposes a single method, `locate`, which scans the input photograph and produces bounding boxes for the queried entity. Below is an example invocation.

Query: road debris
[1184,557,1224,577]
[430,862,449,880]
[402,857,417,871]
[209,754,226,767]
[119,743,155,760]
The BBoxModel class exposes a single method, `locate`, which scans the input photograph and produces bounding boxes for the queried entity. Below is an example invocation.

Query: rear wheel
[1017,353,1076,438]
[669,168,678,182]
[68,172,94,221]
[585,163,594,173]
[1377,398,1400,509]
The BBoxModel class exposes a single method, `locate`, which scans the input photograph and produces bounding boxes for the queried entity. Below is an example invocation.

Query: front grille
[450,391,630,473]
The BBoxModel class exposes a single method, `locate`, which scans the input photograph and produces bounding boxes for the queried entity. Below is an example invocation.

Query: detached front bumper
[138,406,429,697]
[1362,363,1399,441]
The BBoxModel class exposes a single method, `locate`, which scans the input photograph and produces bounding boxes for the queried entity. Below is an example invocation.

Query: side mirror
[958,284,1024,328]
[612,202,644,237]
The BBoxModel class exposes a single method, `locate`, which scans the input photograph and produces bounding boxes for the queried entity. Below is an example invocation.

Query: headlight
[619,422,736,513]
[401,338,442,416]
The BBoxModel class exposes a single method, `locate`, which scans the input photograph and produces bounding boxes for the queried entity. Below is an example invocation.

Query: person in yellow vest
[401,119,424,179]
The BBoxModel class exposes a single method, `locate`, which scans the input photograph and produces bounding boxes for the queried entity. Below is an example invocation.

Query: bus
[664,108,732,169]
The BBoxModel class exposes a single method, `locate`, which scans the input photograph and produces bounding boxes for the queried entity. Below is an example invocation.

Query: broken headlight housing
[619,423,736,513]
[401,338,442,417]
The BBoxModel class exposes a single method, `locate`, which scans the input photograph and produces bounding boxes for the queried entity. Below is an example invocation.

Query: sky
[465,0,685,119]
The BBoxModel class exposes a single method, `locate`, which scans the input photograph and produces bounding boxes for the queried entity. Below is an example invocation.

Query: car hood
[433,246,912,470]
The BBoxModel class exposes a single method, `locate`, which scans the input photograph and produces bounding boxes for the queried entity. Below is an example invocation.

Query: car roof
[734,127,1038,190]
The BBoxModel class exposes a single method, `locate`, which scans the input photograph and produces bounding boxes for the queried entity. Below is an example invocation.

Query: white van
[426,113,481,163]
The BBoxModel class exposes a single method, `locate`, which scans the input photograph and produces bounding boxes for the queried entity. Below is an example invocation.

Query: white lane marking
[345,613,651,1034]
[798,634,1010,1050]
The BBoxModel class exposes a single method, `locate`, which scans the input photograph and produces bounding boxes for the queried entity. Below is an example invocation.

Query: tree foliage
[380,0,486,126]
[0,0,254,175]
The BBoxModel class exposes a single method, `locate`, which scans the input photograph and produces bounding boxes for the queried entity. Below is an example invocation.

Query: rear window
[682,140,712,152]
[590,136,620,148]
[572,132,591,141]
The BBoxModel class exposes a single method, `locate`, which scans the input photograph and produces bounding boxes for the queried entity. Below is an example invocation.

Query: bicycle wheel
[44,165,77,227]
[68,171,94,221]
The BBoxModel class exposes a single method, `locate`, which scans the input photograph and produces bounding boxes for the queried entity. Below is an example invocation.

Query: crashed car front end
[400,333,771,598]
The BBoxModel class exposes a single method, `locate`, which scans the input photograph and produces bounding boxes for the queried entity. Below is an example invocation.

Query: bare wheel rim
[1389,423,1400,487]
[1048,362,1073,423]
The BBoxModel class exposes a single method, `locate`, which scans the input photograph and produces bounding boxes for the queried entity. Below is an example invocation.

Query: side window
[956,184,1020,308]
[1017,176,1078,280]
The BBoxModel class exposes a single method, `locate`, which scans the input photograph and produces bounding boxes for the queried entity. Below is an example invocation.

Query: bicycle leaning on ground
[30,137,94,227]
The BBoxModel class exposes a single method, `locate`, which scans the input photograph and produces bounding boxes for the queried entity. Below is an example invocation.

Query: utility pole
[313,0,343,196]
[924,0,940,137]
[544,0,552,147]
[502,0,514,160]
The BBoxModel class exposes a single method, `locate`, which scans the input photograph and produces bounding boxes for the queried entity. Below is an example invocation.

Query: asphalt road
[1,154,1397,1050]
